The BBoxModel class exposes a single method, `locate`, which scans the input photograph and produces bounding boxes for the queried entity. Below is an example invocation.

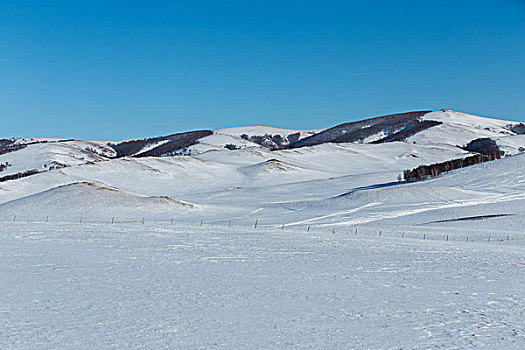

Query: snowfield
[2,110,525,348]
[1,223,525,349]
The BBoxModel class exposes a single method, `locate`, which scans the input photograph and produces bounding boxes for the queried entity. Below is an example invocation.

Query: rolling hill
[1,108,524,228]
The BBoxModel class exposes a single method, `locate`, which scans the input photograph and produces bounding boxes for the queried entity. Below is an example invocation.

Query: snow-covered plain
[1,223,525,349]
[2,110,525,348]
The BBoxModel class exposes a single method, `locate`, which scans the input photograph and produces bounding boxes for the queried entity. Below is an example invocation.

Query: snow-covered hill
[3,109,525,349]
[1,108,524,228]
[0,181,194,222]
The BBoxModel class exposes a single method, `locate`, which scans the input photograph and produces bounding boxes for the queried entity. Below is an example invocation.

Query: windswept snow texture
[1,223,525,349]
[2,109,525,348]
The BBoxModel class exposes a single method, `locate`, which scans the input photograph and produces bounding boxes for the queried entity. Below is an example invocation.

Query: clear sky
[1,0,524,140]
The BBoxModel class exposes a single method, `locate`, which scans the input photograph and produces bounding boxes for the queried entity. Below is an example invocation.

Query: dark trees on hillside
[293,110,434,148]
[239,133,301,150]
[0,140,27,155]
[0,162,11,172]
[135,130,213,157]
[404,137,505,182]
[371,120,442,144]
[224,144,241,150]
[403,152,502,183]
[0,169,40,183]
[462,138,503,156]
[511,123,525,135]
[109,130,213,158]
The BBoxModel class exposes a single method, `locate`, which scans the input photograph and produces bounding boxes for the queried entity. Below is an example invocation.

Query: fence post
[13,215,16,223]
[228,220,231,227]
[281,224,284,230]
[254,219,258,229]
[307,225,310,232]
[332,228,336,234]
[142,217,144,225]
[200,219,203,226]
[111,217,114,224]
[80,216,83,224]
[379,231,382,237]
[171,218,173,225]
[355,229,357,236]
[46,216,49,223]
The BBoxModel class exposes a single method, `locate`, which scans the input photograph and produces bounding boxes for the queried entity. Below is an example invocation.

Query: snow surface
[2,110,525,348]
[1,223,525,348]
[0,140,115,177]
[412,110,519,152]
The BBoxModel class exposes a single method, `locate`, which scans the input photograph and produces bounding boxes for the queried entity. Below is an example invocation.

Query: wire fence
[2,214,520,244]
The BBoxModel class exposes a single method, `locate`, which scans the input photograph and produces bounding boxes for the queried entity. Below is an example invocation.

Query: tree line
[403,151,502,182]
[0,170,40,183]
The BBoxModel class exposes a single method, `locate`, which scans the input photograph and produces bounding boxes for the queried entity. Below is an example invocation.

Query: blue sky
[1,0,524,140]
